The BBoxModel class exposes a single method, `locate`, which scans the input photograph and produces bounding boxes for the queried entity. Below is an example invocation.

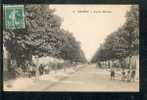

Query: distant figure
[97,62,101,68]
[130,70,136,82]
[121,70,126,81]
[44,65,49,74]
[127,70,131,82]
[110,69,115,80]
[28,63,36,77]
[39,64,44,75]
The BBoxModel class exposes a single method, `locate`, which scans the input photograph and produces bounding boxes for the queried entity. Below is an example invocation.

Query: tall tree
[91,5,139,69]
[57,29,87,63]
[3,5,64,76]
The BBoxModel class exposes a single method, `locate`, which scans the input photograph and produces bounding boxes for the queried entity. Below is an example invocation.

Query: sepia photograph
[3,4,139,91]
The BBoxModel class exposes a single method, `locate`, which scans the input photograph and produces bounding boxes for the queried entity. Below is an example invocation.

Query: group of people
[27,63,50,77]
[96,57,137,82]
[110,69,136,82]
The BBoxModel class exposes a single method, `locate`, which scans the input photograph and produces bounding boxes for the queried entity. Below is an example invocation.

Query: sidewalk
[3,65,84,91]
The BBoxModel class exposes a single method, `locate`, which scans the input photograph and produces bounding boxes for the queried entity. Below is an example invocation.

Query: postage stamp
[4,5,25,29]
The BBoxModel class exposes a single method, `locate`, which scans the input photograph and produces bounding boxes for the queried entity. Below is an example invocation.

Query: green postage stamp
[4,5,25,29]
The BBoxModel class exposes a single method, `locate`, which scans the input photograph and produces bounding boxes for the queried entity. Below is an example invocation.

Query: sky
[50,5,131,61]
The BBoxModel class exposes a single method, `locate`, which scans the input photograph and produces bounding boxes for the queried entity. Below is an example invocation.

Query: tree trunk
[129,55,131,70]
[5,49,16,79]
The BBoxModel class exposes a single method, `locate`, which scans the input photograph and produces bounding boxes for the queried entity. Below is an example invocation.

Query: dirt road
[46,64,139,92]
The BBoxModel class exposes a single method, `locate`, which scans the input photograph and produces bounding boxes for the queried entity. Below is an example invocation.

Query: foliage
[3,4,87,75]
[91,5,139,65]
[57,29,87,63]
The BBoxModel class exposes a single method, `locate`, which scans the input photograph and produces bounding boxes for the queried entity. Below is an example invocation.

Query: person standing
[110,69,115,80]
[130,70,136,82]
[127,70,131,82]
[121,69,126,81]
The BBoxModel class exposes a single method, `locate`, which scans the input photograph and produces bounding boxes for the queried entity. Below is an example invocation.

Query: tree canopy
[91,5,139,63]
[3,5,87,72]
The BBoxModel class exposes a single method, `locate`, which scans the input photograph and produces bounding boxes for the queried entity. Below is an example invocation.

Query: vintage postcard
[3,4,139,92]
